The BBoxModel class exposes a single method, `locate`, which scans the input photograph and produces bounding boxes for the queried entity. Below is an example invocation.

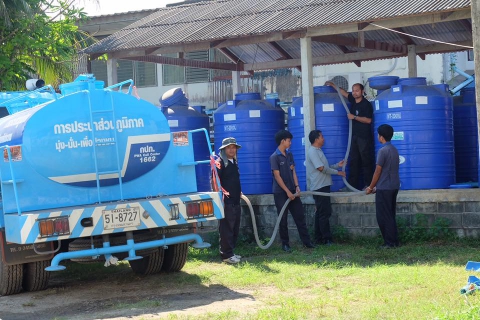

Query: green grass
[51,236,480,319]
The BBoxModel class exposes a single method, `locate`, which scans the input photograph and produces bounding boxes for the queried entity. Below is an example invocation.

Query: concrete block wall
[236,189,480,244]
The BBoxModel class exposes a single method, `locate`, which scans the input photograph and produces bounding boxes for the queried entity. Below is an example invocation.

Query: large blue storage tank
[288,96,306,190]
[453,86,478,183]
[0,75,198,213]
[288,86,349,191]
[160,88,211,192]
[214,93,284,194]
[373,78,455,189]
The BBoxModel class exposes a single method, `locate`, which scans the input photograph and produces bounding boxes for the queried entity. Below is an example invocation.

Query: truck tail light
[39,217,70,238]
[186,200,214,218]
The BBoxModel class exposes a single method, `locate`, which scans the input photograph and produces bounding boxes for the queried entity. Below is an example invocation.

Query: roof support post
[107,58,118,86]
[471,0,480,184]
[300,37,314,176]
[407,45,417,77]
[232,71,241,96]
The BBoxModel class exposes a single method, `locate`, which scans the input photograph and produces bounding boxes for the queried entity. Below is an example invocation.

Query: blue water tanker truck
[0,75,222,295]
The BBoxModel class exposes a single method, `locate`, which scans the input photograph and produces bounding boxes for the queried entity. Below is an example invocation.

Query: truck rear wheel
[162,242,189,272]
[0,254,23,296]
[22,260,50,292]
[129,248,164,275]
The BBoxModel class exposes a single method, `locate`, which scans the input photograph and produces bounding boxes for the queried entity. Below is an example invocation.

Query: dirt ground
[0,264,265,320]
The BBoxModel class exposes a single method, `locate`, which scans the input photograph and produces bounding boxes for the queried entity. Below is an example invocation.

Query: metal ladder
[86,91,124,203]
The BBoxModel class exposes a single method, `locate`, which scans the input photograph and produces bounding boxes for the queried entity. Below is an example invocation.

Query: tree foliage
[0,0,93,90]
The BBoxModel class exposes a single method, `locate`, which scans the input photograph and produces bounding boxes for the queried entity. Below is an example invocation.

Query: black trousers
[375,189,399,246]
[219,203,241,259]
[313,186,332,243]
[348,135,374,189]
[273,192,311,246]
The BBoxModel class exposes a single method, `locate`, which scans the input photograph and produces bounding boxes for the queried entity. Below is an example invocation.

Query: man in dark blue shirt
[366,124,400,248]
[269,130,315,252]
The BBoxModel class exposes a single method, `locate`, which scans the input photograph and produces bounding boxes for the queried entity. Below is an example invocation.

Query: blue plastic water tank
[163,105,211,191]
[288,86,349,191]
[373,78,455,189]
[288,96,306,190]
[453,87,478,183]
[214,93,284,194]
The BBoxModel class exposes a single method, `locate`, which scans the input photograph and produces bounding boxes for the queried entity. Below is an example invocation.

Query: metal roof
[82,0,473,69]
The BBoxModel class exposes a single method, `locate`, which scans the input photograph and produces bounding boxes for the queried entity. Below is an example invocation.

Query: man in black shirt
[326,81,374,190]
[216,137,243,264]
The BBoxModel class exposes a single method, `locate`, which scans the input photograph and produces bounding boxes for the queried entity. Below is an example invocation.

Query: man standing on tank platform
[325,81,374,190]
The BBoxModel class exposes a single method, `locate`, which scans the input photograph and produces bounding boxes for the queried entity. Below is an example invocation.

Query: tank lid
[368,76,399,90]
[313,86,336,94]
[160,87,189,107]
[235,92,261,101]
[397,77,427,86]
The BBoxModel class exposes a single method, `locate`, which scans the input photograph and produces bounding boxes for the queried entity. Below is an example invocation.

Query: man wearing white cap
[216,137,243,264]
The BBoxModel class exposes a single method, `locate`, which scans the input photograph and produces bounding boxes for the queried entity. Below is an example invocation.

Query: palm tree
[0,0,32,28]
[0,0,97,90]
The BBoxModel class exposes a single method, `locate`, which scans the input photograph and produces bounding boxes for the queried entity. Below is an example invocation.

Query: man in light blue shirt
[306,130,345,245]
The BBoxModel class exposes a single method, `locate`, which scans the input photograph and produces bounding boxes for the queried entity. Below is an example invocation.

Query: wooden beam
[415,40,473,53]
[312,35,406,53]
[393,28,415,45]
[145,47,161,55]
[244,40,472,70]
[89,53,104,60]
[459,19,473,34]
[210,40,226,48]
[127,55,243,71]
[218,48,244,64]
[269,41,292,60]
[245,50,403,70]
[268,41,302,73]
[337,45,360,66]
[358,31,365,47]
[358,22,370,30]
[306,8,471,37]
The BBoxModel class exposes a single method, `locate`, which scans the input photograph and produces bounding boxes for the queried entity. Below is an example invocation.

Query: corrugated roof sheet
[84,0,471,55]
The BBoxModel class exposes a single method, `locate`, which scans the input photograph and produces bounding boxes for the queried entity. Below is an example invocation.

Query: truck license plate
[103,207,141,230]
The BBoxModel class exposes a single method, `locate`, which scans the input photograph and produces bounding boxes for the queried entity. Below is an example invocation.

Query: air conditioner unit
[326,72,363,91]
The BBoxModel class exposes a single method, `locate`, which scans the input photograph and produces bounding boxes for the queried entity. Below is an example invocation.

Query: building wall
[230,189,480,244]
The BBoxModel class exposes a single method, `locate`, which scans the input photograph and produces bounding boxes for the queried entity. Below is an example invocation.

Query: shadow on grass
[190,231,478,269]
[4,261,255,320]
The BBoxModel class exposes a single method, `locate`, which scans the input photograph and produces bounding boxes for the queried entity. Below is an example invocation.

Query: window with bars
[162,50,211,85]
[90,59,157,87]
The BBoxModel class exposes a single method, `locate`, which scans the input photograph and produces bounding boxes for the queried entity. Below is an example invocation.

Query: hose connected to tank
[242,82,366,250]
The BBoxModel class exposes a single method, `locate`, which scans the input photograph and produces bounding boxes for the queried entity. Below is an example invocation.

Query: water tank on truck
[0,74,223,296]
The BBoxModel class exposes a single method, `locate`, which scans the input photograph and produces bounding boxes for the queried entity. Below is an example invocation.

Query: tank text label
[387,112,402,120]
[55,136,93,152]
[223,125,237,132]
[134,144,161,162]
[53,117,145,135]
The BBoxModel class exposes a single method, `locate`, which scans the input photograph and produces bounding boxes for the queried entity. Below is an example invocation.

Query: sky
[80,0,181,16]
